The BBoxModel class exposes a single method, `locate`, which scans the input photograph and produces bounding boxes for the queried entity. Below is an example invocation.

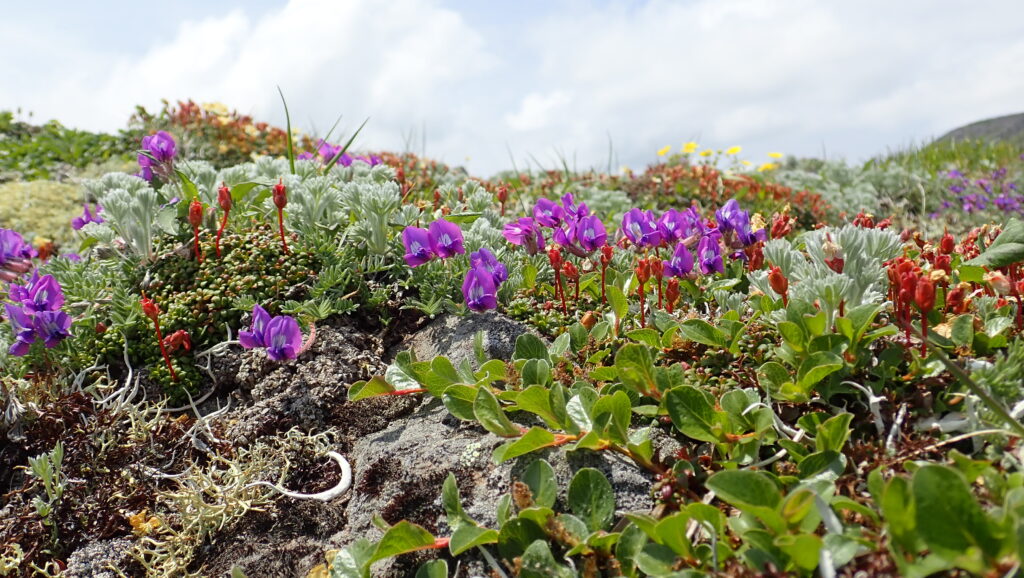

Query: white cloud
[2,0,1024,175]
[506,91,572,131]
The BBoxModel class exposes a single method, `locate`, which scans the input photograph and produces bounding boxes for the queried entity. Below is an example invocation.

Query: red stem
[192,226,203,263]
[277,207,290,255]
[152,321,178,381]
[638,283,646,328]
[920,315,928,356]
[384,388,427,396]
[554,270,567,315]
[215,210,229,258]
[600,264,608,304]
[656,276,663,309]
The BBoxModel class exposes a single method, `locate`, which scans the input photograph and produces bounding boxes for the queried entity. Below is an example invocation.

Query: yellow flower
[620,165,631,174]
[726,146,742,155]
[741,160,752,166]
[682,141,699,154]
[129,510,162,536]
[757,162,778,172]
[200,102,229,116]
[767,152,783,159]
[699,149,714,157]
[657,145,672,157]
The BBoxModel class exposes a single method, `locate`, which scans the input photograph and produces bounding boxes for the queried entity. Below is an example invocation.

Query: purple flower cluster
[462,248,508,312]
[0,229,36,283]
[5,272,71,356]
[504,194,607,257]
[71,203,104,230]
[942,166,1023,216]
[239,304,303,361]
[298,141,381,167]
[617,201,765,277]
[401,219,465,267]
[137,131,177,181]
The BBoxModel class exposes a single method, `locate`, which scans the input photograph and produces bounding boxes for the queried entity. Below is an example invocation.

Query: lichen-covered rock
[65,537,135,578]
[390,311,534,368]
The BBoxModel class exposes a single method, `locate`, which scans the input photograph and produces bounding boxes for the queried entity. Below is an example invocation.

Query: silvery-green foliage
[98,186,176,261]
[762,225,900,326]
[572,186,632,220]
[393,204,422,228]
[286,176,345,236]
[176,160,219,204]
[464,218,505,255]
[251,156,293,181]
[339,180,402,256]
[217,164,256,188]
[713,289,747,314]
[82,172,153,200]
[463,181,492,213]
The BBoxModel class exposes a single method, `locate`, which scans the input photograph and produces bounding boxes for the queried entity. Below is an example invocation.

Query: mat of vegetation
[2,103,1024,577]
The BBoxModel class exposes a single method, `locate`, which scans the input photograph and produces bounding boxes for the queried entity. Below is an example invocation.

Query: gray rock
[391,311,534,368]
[65,537,134,578]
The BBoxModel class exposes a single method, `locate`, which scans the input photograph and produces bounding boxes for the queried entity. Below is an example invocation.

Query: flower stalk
[188,198,203,263]
[273,179,290,255]
[141,294,177,381]
[215,182,231,258]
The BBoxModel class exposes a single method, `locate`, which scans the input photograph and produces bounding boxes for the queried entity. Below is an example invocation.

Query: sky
[2,0,1023,177]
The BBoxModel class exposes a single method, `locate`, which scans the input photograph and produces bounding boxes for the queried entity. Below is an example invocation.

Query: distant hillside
[935,112,1024,147]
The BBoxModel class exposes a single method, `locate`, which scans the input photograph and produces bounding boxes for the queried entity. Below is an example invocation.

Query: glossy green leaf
[521,358,552,387]
[913,464,1001,559]
[493,427,556,462]
[441,473,467,529]
[348,376,394,400]
[707,470,781,510]
[519,540,576,578]
[815,412,854,453]
[330,538,374,578]
[449,525,499,556]
[514,333,549,361]
[775,534,823,571]
[678,318,729,349]
[950,314,975,348]
[523,459,557,509]
[474,387,522,437]
[665,386,720,443]
[441,384,477,421]
[607,285,629,327]
[965,217,1024,268]
[414,560,448,578]
[796,351,844,389]
[626,328,661,349]
[776,321,805,351]
[497,518,546,560]
[370,521,437,563]
[568,468,615,532]
[615,343,657,395]
[515,386,560,428]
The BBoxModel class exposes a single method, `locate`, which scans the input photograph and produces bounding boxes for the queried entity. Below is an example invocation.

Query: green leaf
[414,560,448,578]
[878,475,917,554]
[803,310,827,336]
[568,322,589,352]
[757,361,793,399]
[950,314,975,348]
[493,427,556,462]
[449,525,499,556]
[521,359,552,387]
[229,182,262,205]
[592,390,632,445]
[796,351,844,390]
[523,459,557,509]
[474,387,522,437]
[519,540,575,578]
[913,464,1001,560]
[370,521,436,563]
[775,534,823,571]
[277,86,296,174]
[965,217,1024,268]
[678,319,729,349]
[654,512,693,557]
[615,343,657,395]
[385,361,423,392]
[776,321,805,351]
[626,328,662,349]
[588,366,618,382]
[441,385,477,421]
[514,333,549,361]
[348,376,394,400]
[815,412,854,453]
[568,468,616,532]
[441,474,468,530]
[797,450,846,479]
[549,332,571,357]
[635,543,679,576]
[665,386,720,443]
[607,285,629,328]
[431,356,462,385]
[706,470,781,510]
[615,523,648,576]
[443,212,482,224]
[330,538,375,578]
[515,386,561,428]
[497,518,546,560]
[958,264,986,283]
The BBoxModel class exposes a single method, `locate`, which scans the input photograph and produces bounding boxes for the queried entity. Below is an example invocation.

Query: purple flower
[5,303,37,356]
[264,316,303,361]
[621,208,662,248]
[61,253,82,262]
[470,248,508,284]
[238,304,272,350]
[663,242,694,278]
[428,219,465,258]
[356,154,382,166]
[715,199,747,235]
[238,304,303,361]
[560,193,589,220]
[141,131,177,163]
[402,227,436,267]
[697,236,724,275]
[33,310,71,348]
[10,272,65,313]
[503,218,545,255]
[575,216,607,253]
[533,198,565,228]
[462,264,498,312]
[297,151,316,161]
[0,229,36,263]
[657,209,688,242]
[318,142,342,163]
[71,203,104,230]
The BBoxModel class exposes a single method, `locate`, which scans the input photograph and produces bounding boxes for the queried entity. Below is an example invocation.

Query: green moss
[0,181,81,246]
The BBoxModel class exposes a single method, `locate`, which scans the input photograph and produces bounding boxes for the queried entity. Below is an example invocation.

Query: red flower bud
[218,182,232,212]
[915,277,936,313]
[649,258,664,280]
[547,246,562,270]
[666,277,680,313]
[768,265,788,298]
[562,261,579,280]
[273,178,287,210]
[496,185,509,204]
[188,198,203,228]
[600,245,614,266]
[939,232,955,255]
[635,258,651,284]
[141,295,160,323]
[934,254,952,275]
[945,285,966,314]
